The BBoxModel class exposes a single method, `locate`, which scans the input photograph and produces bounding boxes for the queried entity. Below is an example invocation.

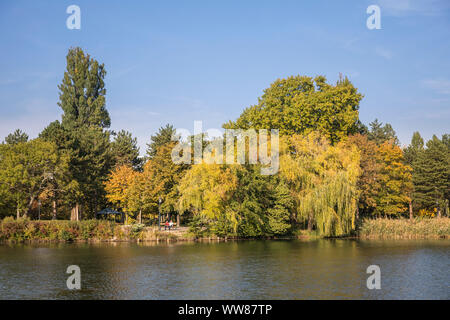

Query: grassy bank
[0,217,191,243]
[358,218,450,239]
[2,217,449,243]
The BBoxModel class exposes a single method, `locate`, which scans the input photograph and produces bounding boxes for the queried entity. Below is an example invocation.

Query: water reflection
[0,240,448,299]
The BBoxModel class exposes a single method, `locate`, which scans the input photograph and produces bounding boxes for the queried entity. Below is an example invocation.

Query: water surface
[0,239,448,299]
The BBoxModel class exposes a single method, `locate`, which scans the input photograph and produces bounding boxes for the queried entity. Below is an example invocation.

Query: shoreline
[1,217,449,244]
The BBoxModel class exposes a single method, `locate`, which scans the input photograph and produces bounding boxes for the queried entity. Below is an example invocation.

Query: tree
[72,127,112,217]
[404,131,425,219]
[0,139,68,218]
[178,162,238,235]
[229,166,293,237]
[280,132,361,236]
[39,120,77,219]
[104,165,136,220]
[4,129,28,145]
[223,75,363,143]
[105,162,162,224]
[368,119,399,145]
[346,134,382,219]
[147,141,190,224]
[146,124,176,158]
[58,47,110,130]
[57,47,112,219]
[404,132,424,165]
[413,135,450,216]
[373,142,412,217]
[111,130,142,170]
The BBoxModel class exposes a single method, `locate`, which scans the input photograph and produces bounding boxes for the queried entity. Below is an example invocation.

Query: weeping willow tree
[280,132,360,236]
[177,159,239,234]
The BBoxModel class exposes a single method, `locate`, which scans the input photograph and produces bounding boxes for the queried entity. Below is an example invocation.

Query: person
[164,220,169,231]
[169,220,174,231]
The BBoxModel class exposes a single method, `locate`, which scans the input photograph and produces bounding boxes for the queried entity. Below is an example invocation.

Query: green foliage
[223,75,363,143]
[188,215,213,238]
[58,47,110,129]
[266,183,293,235]
[180,164,293,238]
[150,142,190,215]
[146,124,176,158]
[111,130,142,170]
[0,218,117,242]
[404,131,424,166]
[131,223,145,234]
[231,167,292,237]
[367,119,399,145]
[412,135,450,214]
[4,129,28,145]
[2,47,448,241]
[70,126,112,216]
[0,139,69,217]
[55,47,113,217]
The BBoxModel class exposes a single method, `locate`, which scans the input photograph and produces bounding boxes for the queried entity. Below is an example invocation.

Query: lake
[0,239,448,299]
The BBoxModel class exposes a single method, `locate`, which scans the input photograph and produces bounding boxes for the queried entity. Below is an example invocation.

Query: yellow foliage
[104,165,136,210]
[178,162,239,231]
[280,132,361,236]
[418,208,436,218]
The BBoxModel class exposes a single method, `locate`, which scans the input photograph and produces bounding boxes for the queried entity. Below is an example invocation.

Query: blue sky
[0,0,449,154]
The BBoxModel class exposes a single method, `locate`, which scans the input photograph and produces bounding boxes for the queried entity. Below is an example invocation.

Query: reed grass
[359,217,450,239]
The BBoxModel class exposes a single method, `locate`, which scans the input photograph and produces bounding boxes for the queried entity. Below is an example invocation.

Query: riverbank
[359,218,450,239]
[0,217,196,243]
[0,216,449,243]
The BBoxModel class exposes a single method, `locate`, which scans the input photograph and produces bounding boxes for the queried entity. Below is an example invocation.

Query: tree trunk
[16,206,20,219]
[138,209,142,224]
[177,214,180,227]
[25,196,34,218]
[52,200,57,220]
[409,201,413,221]
[437,208,441,218]
[71,203,80,221]
[307,215,313,231]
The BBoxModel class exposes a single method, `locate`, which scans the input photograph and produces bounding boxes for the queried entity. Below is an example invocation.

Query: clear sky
[0,0,449,154]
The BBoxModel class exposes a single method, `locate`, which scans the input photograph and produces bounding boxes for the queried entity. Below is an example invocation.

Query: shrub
[0,218,118,242]
[130,223,145,239]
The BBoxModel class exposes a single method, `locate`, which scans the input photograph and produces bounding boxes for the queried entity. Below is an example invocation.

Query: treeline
[0,48,448,238]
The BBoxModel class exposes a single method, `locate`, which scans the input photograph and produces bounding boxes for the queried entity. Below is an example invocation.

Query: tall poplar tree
[57,47,112,219]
